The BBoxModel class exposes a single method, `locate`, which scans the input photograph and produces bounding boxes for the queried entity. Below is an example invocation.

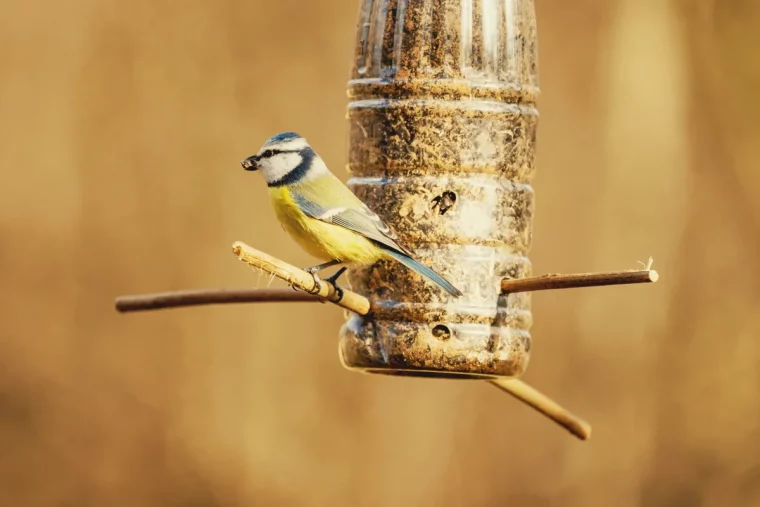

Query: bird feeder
[116,0,659,441]
[339,0,539,379]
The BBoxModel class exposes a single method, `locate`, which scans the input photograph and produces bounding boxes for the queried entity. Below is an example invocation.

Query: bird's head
[241,132,325,187]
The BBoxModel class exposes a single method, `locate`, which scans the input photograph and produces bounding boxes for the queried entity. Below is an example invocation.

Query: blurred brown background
[1,0,759,505]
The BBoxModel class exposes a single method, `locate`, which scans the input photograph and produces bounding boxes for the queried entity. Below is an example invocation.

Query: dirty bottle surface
[339,0,539,379]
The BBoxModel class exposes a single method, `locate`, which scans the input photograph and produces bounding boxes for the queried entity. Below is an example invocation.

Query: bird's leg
[304,259,341,275]
[324,267,347,285]
[300,260,341,295]
[324,267,348,302]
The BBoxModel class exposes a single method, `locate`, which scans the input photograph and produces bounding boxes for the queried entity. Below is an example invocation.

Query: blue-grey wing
[291,190,412,256]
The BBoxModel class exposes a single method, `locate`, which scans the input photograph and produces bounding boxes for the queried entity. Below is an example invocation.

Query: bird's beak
[241,155,259,171]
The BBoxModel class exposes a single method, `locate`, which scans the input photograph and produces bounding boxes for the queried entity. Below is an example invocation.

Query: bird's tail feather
[382,248,463,297]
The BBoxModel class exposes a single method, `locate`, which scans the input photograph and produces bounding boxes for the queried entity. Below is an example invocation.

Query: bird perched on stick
[241,132,462,299]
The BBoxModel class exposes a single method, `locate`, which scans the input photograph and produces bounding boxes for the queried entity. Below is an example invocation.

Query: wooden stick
[490,379,592,440]
[502,268,658,294]
[115,288,319,312]
[117,267,660,312]
[229,240,590,440]
[231,241,371,315]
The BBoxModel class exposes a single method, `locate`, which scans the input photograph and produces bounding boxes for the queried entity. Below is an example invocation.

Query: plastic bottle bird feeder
[115,0,660,441]
[339,0,539,379]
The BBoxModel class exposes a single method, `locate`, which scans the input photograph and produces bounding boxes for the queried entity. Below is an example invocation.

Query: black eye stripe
[258,148,298,160]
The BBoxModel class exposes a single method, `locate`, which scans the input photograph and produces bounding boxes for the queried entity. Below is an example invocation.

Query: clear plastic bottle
[339,0,539,379]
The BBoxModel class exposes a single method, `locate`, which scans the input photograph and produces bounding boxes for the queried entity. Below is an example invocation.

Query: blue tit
[241,132,462,298]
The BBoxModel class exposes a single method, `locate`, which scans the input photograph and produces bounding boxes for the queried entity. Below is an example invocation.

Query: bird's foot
[304,272,323,295]
[324,267,347,303]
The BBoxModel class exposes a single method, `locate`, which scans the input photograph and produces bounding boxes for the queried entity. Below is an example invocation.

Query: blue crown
[266,132,302,144]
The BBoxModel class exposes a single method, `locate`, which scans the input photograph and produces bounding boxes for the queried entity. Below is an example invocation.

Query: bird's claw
[305,273,323,295]
[298,266,345,302]
[324,267,347,302]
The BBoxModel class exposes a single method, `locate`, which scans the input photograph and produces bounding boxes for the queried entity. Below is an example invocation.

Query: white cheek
[260,153,303,184]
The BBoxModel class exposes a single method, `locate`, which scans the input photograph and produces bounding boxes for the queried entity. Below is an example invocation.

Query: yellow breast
[268,186,385,264]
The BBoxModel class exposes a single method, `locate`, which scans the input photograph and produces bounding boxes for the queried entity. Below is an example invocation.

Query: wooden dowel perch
[502,268,659,294]
[231,242,371,315]
[116,288,318,312]
[230,240,591,440]
[117,261,659,313]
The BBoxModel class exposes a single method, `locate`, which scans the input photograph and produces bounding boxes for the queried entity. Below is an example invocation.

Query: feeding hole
[432,324,451,341]
[431,191,457,215]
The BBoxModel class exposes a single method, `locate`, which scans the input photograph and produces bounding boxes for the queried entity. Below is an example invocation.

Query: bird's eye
[262,149,274,158]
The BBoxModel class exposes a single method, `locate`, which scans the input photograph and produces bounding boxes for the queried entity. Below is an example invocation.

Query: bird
[240,131,462,299]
